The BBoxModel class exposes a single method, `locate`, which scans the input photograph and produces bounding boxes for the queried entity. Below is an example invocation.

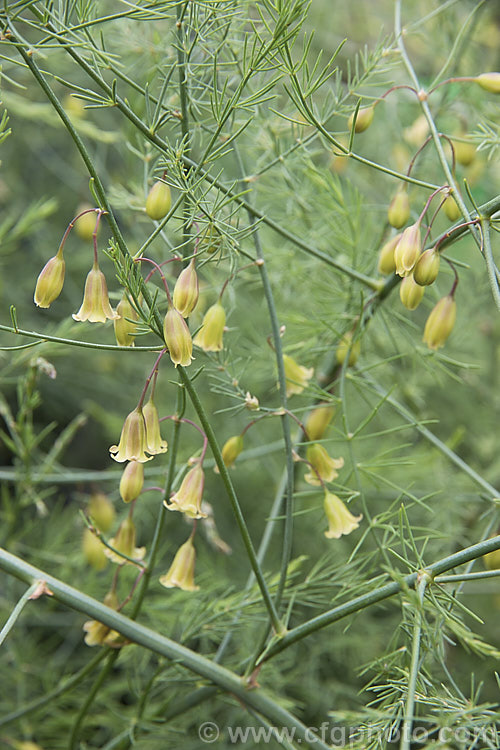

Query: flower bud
[114,293,139,347]
[413,247,440,286]
[399,274,424,310]
[282,353,314,396]
[163,307,194,366]
[323,491,362,539]
[165,463,207,519]
[109,407,153,463]
[245,391,260,411]
[159,537,199,592]
[88,492,115,532]
[442,194,461,222]
[453,139,475,167]
[105,517,146,564]
[199,222,223,255]
[388,190,410,229]
[145,180,171,220]
[143,397,168,455]
[193,302,226,352]
[220,435,244,469]
[73,262,119,323]
[423,295,456,350]
[336,331,360,367]
[74,205,97,241]
[394,222,421,277]
[173,259,199,317]
[305,403,335,441]
[348,106,374,133]
[119,460,144,503]
[34,250,65,308]
[475,72,500,94]
[82,528,107,570]
[378,234,401,275]
[304,444,344,486]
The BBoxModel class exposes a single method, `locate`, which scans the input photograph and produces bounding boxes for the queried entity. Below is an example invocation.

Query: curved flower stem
[177,365,284,635]
[400,574,430,750]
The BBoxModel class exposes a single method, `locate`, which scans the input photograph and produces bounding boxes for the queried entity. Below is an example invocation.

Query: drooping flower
[304,444,344,486]
[34,250,65,308]
[323,491,362,539]
[105,517,146,564]
[475,72,500,94]
[143,397,168,455]
[73,261,119,323]
[413,248,440,286]
[336,332,361,367]
[83,591,121,646]
[114,293,139,346]
[387,189,410,229]
[193,302,226,352]
[378,234,400,275]
[159,536,199,592]
[88,492,115,532]
[394,222,421,277]
[220,435,244,470]
[399,274,425,311]
[109,407,154,463]
[283,354,314,397]
[173,259,199,317]
[305,403,335,441]
[163,307,194,367]
[119,460,144,504]
[164,463,207,519]
[82,528,107,571]
[423,294,457,350]
[348,105,374,133]
[145,180,171,220]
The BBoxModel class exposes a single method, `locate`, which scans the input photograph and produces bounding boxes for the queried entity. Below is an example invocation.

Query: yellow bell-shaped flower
[109,408,154,463]
[193,302,226,352]
[304,444,344,486]
[159,536,199,592]
[73,261,119,323]
[164,463,207,519]
[34,249,65,308]
[323,491,362,539]
[283,354,314,397]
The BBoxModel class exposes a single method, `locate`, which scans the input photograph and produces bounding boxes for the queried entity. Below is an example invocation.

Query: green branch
[257,534,500,663]
[0,546,330,750]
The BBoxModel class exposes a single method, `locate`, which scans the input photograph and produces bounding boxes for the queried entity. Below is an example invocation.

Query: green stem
[177,366,284,635]
[69,651,120,750]
[0,580,39,646]
[0,546,331,750]
[257,534,500,663]
[234,147,295,614]
[400,575,429,750]
[0,323,162,352]
[480,218,500,312]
